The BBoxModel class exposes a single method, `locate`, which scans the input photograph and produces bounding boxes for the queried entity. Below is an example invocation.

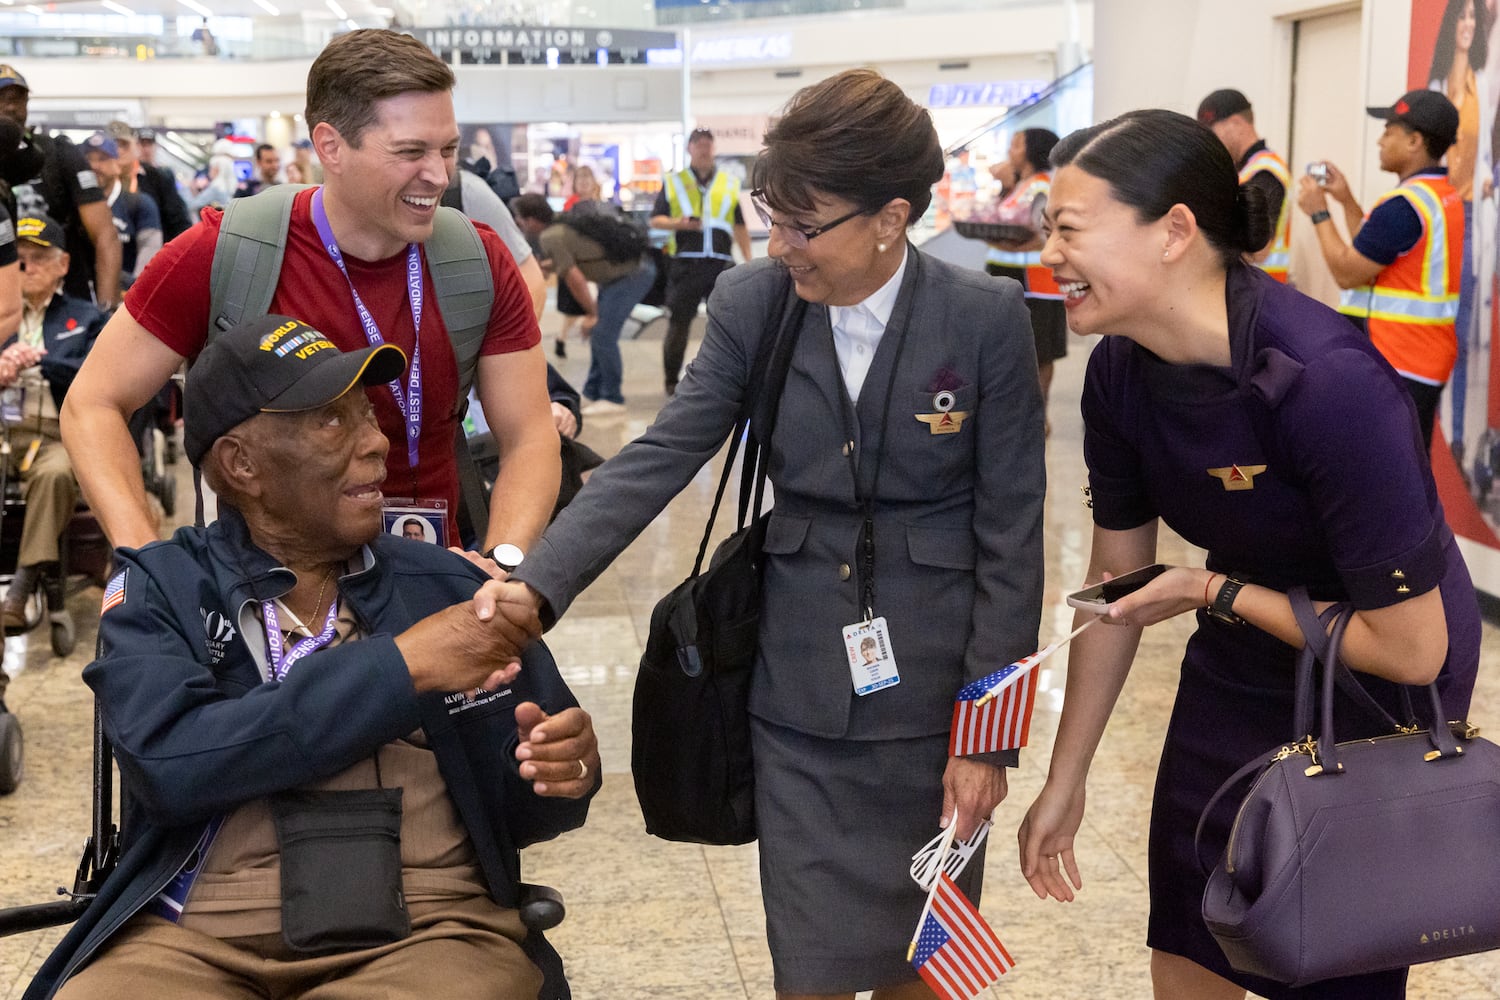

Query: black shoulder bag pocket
[269,785,410,955]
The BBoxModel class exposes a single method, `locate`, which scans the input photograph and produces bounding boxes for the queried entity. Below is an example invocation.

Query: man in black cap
[1296,89,1462,447]
[1197,88,1292,282]
[0,65,122,308]
[81,132,162,291]
[649,126,752,396]
[27,313,598,1000]
[1,212,105,632]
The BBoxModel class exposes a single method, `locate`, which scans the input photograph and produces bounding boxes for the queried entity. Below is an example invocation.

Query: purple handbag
[1197,590,1500,987]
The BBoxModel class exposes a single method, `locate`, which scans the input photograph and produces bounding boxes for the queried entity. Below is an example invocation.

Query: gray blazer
[516,248,1046,741]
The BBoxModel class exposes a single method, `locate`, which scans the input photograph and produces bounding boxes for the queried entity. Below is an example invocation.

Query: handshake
[396,578,544,695]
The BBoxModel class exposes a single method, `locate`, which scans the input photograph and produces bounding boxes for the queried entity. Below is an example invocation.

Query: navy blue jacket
[26,507,595,999]
[3,291,105,412]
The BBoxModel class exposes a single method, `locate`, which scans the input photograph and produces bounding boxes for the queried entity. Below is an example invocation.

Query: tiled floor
[0,309,1497,999]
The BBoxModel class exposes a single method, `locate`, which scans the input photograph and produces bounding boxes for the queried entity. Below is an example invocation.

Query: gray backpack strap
[426,205,494,403]
[427,205,497,549]
[206,184,311,340]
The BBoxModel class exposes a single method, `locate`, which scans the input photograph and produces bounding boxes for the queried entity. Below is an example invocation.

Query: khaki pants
[9,423,77,568]
[55,895,544,1000]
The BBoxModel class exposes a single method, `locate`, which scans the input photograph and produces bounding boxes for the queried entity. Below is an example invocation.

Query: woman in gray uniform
[511,69,1045,999]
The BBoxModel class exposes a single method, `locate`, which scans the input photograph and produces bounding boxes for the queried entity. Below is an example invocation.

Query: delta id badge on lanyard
[383,497,449,547]
[843,616,901,696]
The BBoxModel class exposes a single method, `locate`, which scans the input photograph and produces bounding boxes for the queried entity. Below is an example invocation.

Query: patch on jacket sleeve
[100,568,128,616]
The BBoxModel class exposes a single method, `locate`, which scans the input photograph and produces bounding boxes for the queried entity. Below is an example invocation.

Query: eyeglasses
[751,192,867,249]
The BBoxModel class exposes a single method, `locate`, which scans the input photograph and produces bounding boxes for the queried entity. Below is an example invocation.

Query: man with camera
[1198,89,1293,282]
[1297,89,1462,448]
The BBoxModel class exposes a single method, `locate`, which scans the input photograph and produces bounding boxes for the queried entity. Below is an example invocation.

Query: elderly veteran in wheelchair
[27,314,600,1000]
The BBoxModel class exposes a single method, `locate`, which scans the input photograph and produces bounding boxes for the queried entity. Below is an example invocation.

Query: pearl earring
[878,243,888,253]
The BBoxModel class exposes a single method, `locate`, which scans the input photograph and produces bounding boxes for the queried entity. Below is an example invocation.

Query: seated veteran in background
[28,314,599,1000]
[1,212,106,633]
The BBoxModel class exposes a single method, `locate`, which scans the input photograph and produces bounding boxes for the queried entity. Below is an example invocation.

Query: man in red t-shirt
[60,30,559,563]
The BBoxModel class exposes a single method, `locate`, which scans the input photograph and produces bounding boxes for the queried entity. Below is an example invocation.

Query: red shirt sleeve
[123,210,223,359]
[474,222,540,356]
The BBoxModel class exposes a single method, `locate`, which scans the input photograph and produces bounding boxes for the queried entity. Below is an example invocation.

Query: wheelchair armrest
[516,882,565,933]
[0,896,90,937]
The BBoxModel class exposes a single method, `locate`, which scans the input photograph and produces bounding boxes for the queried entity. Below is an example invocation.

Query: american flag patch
[100,569,128,616]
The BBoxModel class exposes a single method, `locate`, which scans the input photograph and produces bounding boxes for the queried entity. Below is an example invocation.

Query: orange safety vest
[983,173,1061,299]
[1237,148,1291,282]
[1337,173,1462,386]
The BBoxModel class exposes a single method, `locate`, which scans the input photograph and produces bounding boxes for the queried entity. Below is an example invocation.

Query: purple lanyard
[310,187,424,469]
[262,597,342,682]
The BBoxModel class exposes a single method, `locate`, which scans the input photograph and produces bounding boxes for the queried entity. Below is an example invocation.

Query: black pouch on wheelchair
[269,787,410,955]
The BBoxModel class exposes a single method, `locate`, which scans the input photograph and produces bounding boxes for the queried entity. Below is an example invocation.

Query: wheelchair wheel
[140,427,177,519]
[49,611,74,658]
[0,711,22,795]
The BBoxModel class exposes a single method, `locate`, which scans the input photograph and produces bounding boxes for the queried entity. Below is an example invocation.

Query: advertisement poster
[1421,0,1500,597]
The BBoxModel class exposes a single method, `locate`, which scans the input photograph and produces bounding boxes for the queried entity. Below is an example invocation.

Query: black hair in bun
[1234,183,1273,255]
[1051,108,1263,269]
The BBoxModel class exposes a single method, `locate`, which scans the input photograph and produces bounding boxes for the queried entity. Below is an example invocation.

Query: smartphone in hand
[1065,564,1169,612]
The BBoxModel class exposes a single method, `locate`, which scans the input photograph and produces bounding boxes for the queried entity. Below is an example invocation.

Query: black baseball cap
[137,128,156,142]
[1197,89,1252,125]
[184,314,405,467]
[17,212,65,251]
[1366,89,1459,147]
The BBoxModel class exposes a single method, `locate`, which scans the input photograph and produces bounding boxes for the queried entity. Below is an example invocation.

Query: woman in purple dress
[1017,109,1481,1000]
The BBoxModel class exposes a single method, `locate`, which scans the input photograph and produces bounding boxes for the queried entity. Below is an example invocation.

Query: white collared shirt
[829,246,908,403]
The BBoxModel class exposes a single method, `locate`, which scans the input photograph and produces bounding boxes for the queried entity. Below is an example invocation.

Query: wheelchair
[0,702,574,998]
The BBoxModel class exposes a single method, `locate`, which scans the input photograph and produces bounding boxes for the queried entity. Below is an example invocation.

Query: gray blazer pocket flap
[761,513,812,555]
[906,525,976,570]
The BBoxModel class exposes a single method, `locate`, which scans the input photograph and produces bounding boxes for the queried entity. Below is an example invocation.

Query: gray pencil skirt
[751,716,988,994]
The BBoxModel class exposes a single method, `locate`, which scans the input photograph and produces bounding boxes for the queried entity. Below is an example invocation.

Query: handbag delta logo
[1420,924,1479,945]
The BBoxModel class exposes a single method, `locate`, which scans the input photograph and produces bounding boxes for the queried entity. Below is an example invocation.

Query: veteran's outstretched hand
[1018,781,1086,902]
[515,702,600,798]
[397,580,542,693]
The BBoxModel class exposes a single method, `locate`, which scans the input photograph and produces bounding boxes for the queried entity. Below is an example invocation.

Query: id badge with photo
[382,497,449,548]
[843,616,901,696]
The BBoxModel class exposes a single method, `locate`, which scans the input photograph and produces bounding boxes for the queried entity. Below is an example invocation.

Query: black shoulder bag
[631,277,807,845]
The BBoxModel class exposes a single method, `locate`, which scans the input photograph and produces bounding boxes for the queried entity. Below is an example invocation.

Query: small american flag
[910,873,1015,999]
[949,655,1039,756]
[100,569,128,616]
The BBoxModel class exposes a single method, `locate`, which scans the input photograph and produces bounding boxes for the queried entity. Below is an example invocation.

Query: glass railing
[914,60,1093,247]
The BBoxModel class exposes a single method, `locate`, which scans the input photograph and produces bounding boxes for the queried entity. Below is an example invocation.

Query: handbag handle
[1288,591,1462,777]
[1287,588,1407,738]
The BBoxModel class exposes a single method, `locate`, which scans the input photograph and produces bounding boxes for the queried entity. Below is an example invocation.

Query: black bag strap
[689,275,806,577]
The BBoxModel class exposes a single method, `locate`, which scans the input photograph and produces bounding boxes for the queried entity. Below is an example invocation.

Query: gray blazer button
[838,563,851,581]
[842,441,852,456]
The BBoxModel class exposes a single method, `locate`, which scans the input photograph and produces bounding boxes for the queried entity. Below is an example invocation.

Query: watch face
[493,543,525,569]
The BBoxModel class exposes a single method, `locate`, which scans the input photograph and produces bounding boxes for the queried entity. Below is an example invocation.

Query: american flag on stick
[909,872,1016,1000]
[949,619,1097,756]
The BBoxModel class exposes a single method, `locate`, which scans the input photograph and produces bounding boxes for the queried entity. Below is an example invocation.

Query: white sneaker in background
[581,399,628,417]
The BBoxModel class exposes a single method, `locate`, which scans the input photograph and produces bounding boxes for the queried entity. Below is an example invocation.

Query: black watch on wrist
[1310,210,1331,225]
[487,543,525,573]
[1207,574,1248,626]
